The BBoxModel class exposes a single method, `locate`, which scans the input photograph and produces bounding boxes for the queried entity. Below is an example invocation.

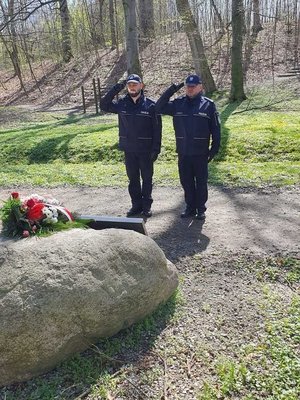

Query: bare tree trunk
[138,0,155,48]
[98,0,106,47]
[0,33,26,92]
[293,0,299,66]
[0,0,26,92]
[230,0,247,101]
[19,32,42,93]
[114,0,120,56]
[244,0,264,74]
[253,0,263,32]
[58,0,73,63]
[270,0,279,84]
[6,0,20,78]
[210,0,225,34]
[109,0,117,49]
[175,0,217,93]
[122,0,142,76]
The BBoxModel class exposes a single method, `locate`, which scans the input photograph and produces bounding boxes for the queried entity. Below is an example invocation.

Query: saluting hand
[113,80,127,92]
[171,82,185,93]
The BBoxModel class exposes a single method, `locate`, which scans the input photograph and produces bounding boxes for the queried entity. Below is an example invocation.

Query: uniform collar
[186,92,202,103]
[126,90,144,104]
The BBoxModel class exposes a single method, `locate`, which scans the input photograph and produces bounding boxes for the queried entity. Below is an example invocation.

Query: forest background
[0,0,299,106]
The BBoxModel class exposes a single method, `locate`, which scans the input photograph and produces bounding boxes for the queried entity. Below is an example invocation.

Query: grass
[197,256,300,400]
[0,82,299,187]
[198,293,300,400]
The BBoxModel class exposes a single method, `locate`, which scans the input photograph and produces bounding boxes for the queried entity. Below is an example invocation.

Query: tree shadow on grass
[0,118,118,164]
[216,100,242,162]
[27,128,120,164]
[0,291,178,400]
[0,112,117,137]
[209,100,243,184]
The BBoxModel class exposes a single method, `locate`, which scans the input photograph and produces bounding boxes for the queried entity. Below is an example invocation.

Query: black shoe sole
[126,210,143,217]
[142,212,152,218]
[180,213,196,218]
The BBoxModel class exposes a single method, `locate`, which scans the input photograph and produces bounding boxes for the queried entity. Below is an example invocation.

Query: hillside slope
[0,23,297,110]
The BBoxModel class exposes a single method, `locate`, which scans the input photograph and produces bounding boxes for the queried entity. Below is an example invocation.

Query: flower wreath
[0,192,77,238]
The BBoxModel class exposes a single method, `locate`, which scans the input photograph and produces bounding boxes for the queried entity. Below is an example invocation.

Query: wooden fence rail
[81,78,110,114]
[81,77,116,114]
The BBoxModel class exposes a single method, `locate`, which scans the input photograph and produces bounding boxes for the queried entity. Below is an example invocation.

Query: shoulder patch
[174,95,185,101]
[203,96,214,103]
[146,97,155,104]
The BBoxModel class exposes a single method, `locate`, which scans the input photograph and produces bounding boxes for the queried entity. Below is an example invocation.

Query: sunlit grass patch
[218,111,300,163]
[0,90,299,188]
[0,162,128,186]
[209,161,300,187]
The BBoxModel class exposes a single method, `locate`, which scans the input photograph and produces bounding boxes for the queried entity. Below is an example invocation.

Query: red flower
[11,192,19,199]
[22,230,30,238]
[26,198,37,208]
[26,203,45,221]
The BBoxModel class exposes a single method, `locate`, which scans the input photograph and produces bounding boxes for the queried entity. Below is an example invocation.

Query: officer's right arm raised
[100,80,126,113]
[155,82,184,115]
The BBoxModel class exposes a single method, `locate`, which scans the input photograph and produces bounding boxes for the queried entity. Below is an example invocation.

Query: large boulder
[0,228,178,387]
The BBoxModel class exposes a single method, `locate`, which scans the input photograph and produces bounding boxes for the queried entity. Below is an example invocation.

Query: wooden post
[93,78,99,114]
[114,0,120,58]
[81,86,86,114]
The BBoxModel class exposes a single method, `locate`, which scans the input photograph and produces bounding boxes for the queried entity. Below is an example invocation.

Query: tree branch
[0,0,56,33]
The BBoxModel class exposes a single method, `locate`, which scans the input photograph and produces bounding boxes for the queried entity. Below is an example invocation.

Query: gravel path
[1,185,298,260]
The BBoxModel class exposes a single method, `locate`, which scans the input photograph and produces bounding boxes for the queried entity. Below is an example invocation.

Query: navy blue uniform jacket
[100,86,162,154]
[155,85,221,157]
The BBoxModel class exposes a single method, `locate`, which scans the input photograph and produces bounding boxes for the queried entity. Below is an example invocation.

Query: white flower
[42,206,58,224]
[45,197,60,206]
[22,194,61,206]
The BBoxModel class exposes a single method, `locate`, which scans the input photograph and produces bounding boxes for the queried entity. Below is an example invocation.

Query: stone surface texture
[0,228,178,386]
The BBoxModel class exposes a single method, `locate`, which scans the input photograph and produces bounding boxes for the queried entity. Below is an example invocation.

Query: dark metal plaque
[79,215,147,235]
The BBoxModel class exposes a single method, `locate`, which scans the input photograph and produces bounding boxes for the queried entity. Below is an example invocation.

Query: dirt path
[1,185,299,260]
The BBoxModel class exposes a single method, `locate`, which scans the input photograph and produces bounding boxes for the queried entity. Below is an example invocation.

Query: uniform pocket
[192,137,209,155]
[137,137,152,152]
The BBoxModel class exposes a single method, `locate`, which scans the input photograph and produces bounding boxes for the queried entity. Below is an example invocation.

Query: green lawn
[0,92,299,187]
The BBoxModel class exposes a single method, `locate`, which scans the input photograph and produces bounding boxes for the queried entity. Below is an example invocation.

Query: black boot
[126,207,143,217]
[180,208,196,218]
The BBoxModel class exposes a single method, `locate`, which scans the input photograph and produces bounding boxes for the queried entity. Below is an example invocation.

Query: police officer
[156,75,221,220]
[100,74,162,218]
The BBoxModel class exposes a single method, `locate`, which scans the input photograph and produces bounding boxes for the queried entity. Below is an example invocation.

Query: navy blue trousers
[125,152,154,211]
[178,155,208,213]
